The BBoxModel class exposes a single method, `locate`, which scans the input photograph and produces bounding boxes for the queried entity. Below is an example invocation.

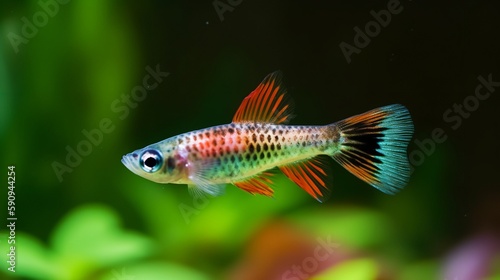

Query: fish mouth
[122,153,146,177]
[121,155,135,171]
[121,155,129,167]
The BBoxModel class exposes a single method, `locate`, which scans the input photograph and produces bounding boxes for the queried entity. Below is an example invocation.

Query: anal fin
[279,155,333,202]
[233,172,275,197]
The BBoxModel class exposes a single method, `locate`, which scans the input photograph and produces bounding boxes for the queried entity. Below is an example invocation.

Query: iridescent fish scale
[168,123,336,183]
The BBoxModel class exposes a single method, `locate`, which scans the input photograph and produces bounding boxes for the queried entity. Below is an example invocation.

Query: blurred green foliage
[1,0,500,279]
[311,259,378,280]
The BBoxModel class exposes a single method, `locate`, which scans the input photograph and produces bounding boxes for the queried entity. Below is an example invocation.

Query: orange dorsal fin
[279,156,333,202]
[233,172,275,196]
[232,71,293,124]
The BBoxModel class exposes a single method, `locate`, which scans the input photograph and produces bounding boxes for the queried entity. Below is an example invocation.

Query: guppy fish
[122,71,414,202]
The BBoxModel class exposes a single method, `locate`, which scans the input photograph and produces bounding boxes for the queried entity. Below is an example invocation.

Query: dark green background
[1,0,499,279]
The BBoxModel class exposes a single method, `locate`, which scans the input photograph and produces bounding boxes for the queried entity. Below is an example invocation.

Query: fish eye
[140,149,163,173]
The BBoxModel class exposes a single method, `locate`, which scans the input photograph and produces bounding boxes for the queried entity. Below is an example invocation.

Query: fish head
[121,141,184,184]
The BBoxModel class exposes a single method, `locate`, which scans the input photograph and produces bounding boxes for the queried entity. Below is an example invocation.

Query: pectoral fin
[186,159,225,198]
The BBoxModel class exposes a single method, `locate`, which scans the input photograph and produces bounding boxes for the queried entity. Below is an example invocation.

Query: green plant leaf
[311,258,378,280]
[51,204,154,266]
[2,233,65,279]
[101,262,210,280]
[398,260,439,280]
[288,207,394,249]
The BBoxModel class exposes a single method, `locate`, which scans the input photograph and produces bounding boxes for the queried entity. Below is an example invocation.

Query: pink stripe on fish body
[170,122,338,184]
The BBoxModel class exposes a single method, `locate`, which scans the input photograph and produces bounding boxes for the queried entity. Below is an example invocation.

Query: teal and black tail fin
[333,104,414,194]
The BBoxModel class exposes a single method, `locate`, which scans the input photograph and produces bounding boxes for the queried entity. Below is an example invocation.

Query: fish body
[126,123,337,183]
[122,71,414,201]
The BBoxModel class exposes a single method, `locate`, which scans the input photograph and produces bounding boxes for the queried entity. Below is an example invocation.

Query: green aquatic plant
[0,204,209,280]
